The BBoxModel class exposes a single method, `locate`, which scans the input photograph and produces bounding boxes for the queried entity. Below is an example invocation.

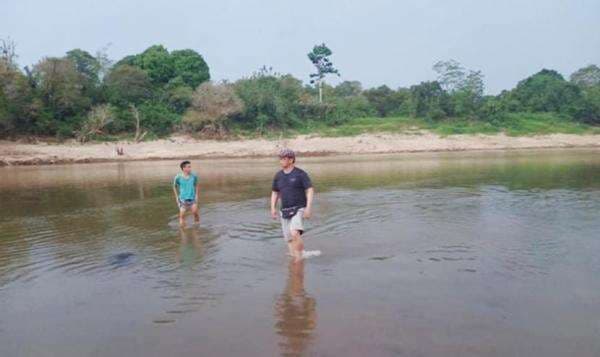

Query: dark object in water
[107,252,135,268]
[369,256,393,261]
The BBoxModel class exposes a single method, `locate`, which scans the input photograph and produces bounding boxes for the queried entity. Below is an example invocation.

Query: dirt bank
[1,132,599,166]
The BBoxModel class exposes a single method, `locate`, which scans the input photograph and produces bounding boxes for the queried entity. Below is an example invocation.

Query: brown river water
[1,149,600,357]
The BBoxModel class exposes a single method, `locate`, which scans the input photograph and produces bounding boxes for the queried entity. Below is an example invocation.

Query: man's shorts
[179,199,196,210]
[280,208,305,242]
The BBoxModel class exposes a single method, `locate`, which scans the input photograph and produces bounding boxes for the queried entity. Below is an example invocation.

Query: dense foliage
[1,40,599,140]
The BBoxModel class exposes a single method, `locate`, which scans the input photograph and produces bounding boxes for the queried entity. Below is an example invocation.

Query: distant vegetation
[1,39,599,141]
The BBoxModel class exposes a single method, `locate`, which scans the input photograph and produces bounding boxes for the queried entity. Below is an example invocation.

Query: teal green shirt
[173,173,198,201]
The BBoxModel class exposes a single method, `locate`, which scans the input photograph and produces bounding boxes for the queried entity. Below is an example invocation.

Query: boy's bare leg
[287,241,294,257]
[290,230,304,262]
[179,207,186,227]
[191,204,200,223]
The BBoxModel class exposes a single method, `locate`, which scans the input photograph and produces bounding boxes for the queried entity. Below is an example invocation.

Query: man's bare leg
[191,204,200,224]
[290,230,304,262]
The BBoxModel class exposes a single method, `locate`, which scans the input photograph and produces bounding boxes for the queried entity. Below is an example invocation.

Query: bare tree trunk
[130,105,147,143]
[318,80,323,104]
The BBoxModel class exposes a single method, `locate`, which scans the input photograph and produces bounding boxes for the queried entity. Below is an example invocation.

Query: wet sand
[1,132,600,166]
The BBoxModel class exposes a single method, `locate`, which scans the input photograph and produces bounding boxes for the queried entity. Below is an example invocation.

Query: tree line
[1,40,599,141]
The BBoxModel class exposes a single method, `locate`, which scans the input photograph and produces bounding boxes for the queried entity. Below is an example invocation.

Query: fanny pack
[280,206,301,219]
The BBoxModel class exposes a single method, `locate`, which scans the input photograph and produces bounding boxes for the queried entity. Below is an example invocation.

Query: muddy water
[1,149,600,357]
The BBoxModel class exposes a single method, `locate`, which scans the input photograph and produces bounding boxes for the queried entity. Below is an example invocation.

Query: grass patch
[198,113,600,140]
[297,116,426,137]
[499,113,592,136]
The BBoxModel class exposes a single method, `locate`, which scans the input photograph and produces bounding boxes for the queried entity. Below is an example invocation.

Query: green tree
[66,49,101,83]
[0,60,37,135]
[116,45,210,88]
[308,43,339,103]
[135,45,175,84]
[171,49,210,88]
[433,60,485,118]
[510,69,584,115]
[333,80,362,97]
[577,85,600,124]
[363,85,410,117]
[104,64,153,106]
[409,81,450,120]
[234,71,303,131]
[66,49,103,103]
[32,57,91,135]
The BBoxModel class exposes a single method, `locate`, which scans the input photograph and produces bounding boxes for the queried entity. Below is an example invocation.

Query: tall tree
[66,49,101,83]
[33,57,91,126]
[308,43,339,103]
[433,60,484,117]
[171,49,210,88]
[0,38,18,69]
[570,64,600,87]
[433,59,484,95]
[104,64,152,106]
[511,69,583,114]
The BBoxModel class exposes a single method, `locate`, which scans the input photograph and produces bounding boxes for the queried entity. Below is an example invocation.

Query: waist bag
[281,206,301,219]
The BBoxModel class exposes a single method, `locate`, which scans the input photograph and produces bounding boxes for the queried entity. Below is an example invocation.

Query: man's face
[182,164,192,174]
[279,157,294,168]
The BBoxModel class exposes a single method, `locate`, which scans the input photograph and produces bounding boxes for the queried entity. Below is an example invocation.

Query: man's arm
[271,191,280,219]
[303,187,314,219]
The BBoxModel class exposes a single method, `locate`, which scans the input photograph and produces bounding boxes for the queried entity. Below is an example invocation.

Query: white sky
[3,0,600,93]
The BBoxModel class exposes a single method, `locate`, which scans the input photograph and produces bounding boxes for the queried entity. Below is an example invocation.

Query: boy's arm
[271,191,280,219]
[172,176,179,206]
[195,180,200,201]
[303,187,314,219]
[173,185,179,206]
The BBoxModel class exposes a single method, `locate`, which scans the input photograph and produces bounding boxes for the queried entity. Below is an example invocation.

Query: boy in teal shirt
[173,160,200,227]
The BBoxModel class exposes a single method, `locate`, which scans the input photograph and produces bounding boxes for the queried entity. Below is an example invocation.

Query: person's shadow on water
[274,260,317,356]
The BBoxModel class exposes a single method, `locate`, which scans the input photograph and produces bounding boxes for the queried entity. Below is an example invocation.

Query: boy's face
[279,157,294,168]
[182,164,192,174]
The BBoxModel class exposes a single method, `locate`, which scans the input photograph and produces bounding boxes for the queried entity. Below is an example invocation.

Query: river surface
[1,149,600,357]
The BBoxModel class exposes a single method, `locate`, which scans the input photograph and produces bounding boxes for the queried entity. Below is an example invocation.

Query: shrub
[138,102,180,136]
[233,73,303,131]
[76,104,114,142]
[182,82,244,134]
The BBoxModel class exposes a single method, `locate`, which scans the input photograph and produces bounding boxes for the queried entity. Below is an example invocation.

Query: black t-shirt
[272,167,313,209]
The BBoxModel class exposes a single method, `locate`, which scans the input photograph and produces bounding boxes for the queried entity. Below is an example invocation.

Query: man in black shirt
[271,148,314,261]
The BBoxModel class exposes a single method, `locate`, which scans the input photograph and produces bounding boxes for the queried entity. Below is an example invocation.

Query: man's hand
[303,207,312,219]
[271,208,279,220]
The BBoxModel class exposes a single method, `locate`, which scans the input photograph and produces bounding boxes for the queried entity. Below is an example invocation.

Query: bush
[182,82,244,133]
[76,104,114,142]
[363,85,409,117]
[409,81,450,120]
[509,69,585,115]
[324,95,375,125]
[233,73,303,131]
[138,102,180,136]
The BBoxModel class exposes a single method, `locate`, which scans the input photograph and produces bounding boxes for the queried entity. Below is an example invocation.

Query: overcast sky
[3,0,600,93]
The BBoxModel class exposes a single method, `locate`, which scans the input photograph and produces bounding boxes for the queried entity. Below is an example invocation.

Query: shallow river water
[1,149,600,357]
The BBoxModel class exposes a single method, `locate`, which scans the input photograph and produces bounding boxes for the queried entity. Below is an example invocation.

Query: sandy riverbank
[1,132,600,166]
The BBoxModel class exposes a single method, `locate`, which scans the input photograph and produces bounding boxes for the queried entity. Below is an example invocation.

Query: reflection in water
[176,227,204,267]
[275,260,317,356]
